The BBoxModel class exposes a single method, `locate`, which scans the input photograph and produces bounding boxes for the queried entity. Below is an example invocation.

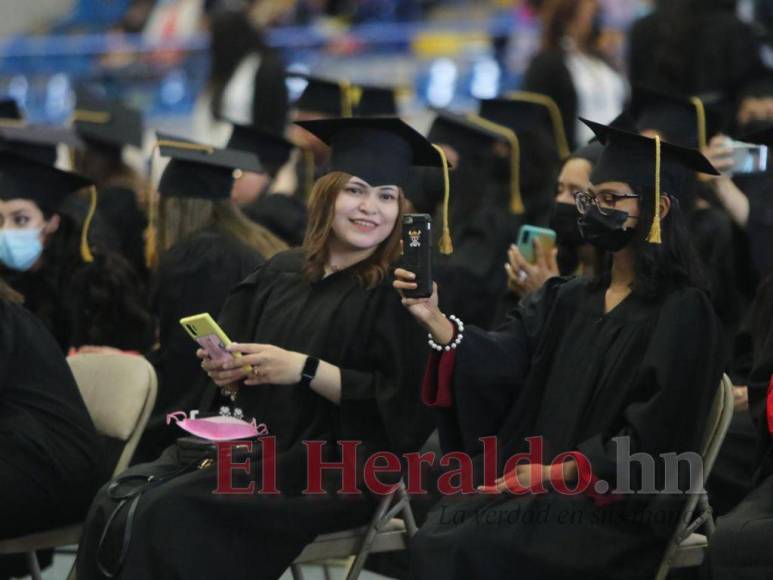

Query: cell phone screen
[196,335,233,364]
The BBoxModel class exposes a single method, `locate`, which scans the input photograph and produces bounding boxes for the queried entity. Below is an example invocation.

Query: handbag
[95,413,268,577]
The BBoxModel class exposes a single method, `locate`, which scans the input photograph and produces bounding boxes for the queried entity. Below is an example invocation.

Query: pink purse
[166,411,268,441]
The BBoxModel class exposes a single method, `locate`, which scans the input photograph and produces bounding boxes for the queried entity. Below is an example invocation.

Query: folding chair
[653,373,735,579]
[290,479,417,580]
[0,353,158,580]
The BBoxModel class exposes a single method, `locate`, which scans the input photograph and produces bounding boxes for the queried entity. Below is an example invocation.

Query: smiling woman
[76,117,448,580]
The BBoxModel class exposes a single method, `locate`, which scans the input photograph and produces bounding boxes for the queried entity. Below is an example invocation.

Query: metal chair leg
[290,563,306,580]
[26,551,43,580]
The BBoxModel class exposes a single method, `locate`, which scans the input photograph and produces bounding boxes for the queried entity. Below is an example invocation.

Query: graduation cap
[479,92,571,159]
[0,151,97,262]
[571,111,638,166]
[0,98,22,121]
[351,84,398,117]
[226,122,294,175]
[72,89,144,149]
[294,117,454,253]
[629,86,724,150]
[156,132,262,199]
[292,75,355,118]
[582,118,719,244]
[0,123,84,167]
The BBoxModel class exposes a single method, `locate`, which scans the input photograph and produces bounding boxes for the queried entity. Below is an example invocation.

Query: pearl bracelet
[428,314,465,352]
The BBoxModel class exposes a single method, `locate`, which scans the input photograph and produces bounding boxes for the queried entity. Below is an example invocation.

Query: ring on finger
[517,269,528,283]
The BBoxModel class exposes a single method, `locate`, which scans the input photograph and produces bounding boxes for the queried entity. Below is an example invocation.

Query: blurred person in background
[628,0,763,126]
[72,88,149,282]
[522,0,627,148]
[137,135,286,461]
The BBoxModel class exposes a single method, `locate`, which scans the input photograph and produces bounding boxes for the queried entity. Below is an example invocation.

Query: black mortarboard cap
[156,132,262,199]
[629,86,724,150]
[295,116,454,253]
[226,122,294,174]
[0,98,22,121]
[73,88,144,148]
[292,75,354,118]
[0,150,97,261]
[0,123,84,166]
[479,92,570,159]
[427,109,504,161]
[352,84,398,117]
[583,118,718,243]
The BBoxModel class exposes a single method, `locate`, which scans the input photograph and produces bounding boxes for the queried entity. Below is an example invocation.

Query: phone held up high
[401,213,433,298]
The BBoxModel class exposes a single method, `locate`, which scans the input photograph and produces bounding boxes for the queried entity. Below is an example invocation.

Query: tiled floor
[31,549,397,580]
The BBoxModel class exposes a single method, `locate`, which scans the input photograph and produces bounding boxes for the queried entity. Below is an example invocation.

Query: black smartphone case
[401,214,432,298]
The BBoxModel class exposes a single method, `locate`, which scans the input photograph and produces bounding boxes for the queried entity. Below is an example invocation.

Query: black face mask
[549,202,584,247]
[578,204,637,252]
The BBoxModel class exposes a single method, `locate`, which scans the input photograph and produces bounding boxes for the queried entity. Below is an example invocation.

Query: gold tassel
[338,80,353,118]
[71,110,111,124]
[156,139,214,154]
[466,113,523,214]
[506,91,570,159]
[144,143,161,269]
[689,96,707,150]
[647,135,662,244]
[431,144,453,255]
[0,118,26,127]
[80,185,98,262]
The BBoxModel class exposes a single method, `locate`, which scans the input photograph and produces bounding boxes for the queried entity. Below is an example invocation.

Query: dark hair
[592,191,709,300]
[74,142,142,192]
[303,172,404,289]
[67,251,155,352]
[541,0,600,53]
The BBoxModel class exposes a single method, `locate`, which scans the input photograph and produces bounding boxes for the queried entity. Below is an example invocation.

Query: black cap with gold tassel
[0,150,96,261]
[581,118,719,245]
[465,113,523,214]
[294,117,454,253]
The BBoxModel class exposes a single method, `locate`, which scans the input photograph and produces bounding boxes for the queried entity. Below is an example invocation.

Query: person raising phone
[395,120,725,580]
[76,118,445,580]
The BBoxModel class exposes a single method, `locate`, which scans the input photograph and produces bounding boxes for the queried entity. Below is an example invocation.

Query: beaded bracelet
[428,314,465,352]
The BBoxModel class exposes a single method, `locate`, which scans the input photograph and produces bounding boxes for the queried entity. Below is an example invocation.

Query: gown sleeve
[338,286,435,457]
[575,288,724,496]
[428,276,569,454]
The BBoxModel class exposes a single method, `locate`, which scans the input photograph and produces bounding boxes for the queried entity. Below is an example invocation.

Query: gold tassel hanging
[338,80,353,118]
[466,113,523,214]
[143,143,160,270]
[506,91,570,159]
[79,185,98,262]
[689,96,707,150]
[431,144,453,255]
[646,135,662,244]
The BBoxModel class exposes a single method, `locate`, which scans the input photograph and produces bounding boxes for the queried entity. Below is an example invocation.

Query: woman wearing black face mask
[394,120,725,580]
[506,145,603,299]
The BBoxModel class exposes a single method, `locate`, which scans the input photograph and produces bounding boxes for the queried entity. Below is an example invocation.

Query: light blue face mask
[0,228,44,271]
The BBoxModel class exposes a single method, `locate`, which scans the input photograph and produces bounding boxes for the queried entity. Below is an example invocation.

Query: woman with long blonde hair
[136,136,288,462]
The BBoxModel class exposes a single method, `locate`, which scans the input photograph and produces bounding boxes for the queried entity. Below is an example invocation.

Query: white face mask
[0,228,44,271]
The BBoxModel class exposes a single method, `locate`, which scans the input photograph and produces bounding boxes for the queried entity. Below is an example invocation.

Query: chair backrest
[654,373,735,580]
[67,353,158,477]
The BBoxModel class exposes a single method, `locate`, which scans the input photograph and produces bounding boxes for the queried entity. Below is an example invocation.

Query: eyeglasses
[574,190,640,216]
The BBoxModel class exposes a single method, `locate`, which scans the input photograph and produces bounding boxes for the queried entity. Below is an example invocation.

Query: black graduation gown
[410,276,723,580]
[0,300,103,538]
[76,249,433,580]
[242,193,308,247]
[93,185,148,281]
[137,228,264,463]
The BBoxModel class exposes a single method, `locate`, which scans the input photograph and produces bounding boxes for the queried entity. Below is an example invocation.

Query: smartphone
[730,141,768,175]
[400,213,433,298]
[516,225,557,264]
[179,313,251,371]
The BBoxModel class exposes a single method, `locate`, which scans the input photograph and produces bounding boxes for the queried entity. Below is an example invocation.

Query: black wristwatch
[300,356,320,388]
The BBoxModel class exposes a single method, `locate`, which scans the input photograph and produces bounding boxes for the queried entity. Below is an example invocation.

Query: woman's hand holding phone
[223,343,306,386]
[197,348,250,388]
[506,239,558,298]
[393,268,454,345]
